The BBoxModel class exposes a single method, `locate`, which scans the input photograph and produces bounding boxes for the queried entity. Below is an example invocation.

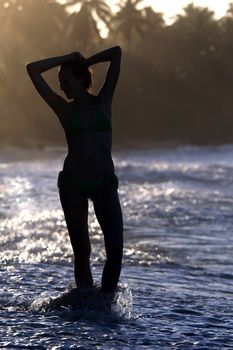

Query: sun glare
[106,0,231,24]
[56,0,231,37]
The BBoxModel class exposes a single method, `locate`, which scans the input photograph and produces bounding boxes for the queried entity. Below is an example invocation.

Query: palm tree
[218,3,233,81]
[0,0,69,145]
[63,0,112,53]
[137,6,165,64]
[109,0,147,51]
[173,3,217,42]
[142,6,164,32]
[165,3,220,80]
[22,0,67,54]
[0,0,66,56]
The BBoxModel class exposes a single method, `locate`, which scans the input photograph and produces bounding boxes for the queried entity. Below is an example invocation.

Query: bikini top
[65,107,112,136]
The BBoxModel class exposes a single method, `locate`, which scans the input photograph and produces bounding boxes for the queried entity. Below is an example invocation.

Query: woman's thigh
[58,186,90,246]
[92,185,123,249]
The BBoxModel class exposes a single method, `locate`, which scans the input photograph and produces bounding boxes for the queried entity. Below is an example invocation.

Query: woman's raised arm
[85,46,122,104]
[26,54,71,74]
[26,54,74,123]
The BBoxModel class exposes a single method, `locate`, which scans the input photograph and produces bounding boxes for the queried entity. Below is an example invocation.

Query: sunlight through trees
[1,0,233,146]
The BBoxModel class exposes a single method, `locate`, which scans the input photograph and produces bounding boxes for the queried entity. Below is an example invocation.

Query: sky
[59,0,232,38]
[106,0,231,23]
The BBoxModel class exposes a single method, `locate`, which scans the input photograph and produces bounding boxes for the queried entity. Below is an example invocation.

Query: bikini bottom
[57,170,119,200]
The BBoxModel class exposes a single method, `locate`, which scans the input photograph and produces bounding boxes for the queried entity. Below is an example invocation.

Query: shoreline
[1,137,233,153]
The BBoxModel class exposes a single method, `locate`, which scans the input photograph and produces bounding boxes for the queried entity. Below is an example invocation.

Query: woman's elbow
[114,46,122,55]
[26,63,33,74]
[26,63,38,76]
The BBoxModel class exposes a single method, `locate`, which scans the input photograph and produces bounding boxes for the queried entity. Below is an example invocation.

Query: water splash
[30,282,133,320]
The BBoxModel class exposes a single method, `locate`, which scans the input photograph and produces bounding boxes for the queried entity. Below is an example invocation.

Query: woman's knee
[69,227,91,256]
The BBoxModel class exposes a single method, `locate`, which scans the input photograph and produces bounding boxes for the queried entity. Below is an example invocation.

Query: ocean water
[0,144,233,349]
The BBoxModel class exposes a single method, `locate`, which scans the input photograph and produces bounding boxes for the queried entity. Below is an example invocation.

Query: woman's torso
[61,95,115,179]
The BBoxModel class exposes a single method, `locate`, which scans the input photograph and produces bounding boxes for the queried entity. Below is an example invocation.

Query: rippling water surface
[0,145,233,349]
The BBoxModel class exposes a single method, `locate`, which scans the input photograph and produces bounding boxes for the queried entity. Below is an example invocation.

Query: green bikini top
[66,107,112,136]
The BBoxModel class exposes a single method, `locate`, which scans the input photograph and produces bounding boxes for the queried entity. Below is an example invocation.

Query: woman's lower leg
[58,186,93,288]
[101,246,123,292]
[93,187,124,293]
[74,245,93,287]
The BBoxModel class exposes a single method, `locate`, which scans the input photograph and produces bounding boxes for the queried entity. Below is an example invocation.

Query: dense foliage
[1,0,233,147]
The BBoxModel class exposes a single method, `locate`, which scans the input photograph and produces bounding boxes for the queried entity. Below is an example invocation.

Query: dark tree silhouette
[109,0,147,51]
[1,0,233,146]
[63,0,112,52]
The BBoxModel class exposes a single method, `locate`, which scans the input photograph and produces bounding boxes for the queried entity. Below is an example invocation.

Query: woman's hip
[57,170,119,198]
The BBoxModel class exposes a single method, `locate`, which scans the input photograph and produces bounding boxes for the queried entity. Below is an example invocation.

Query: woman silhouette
[26,46,123,293]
